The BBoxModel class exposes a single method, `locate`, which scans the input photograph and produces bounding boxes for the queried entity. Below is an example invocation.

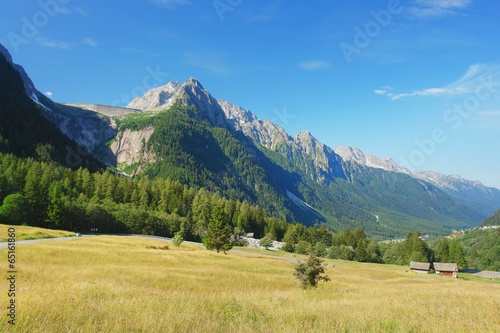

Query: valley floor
[0,234,499,332]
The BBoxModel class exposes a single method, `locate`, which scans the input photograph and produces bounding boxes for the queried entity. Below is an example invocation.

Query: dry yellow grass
[0,224,75,242]
[0,235,499,332]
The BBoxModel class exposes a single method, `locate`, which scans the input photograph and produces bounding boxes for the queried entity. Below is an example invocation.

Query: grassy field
[0,224,75,242]
[1,235,499,332]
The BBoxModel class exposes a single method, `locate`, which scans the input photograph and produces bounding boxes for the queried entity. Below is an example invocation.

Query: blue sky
[1,0,500,188]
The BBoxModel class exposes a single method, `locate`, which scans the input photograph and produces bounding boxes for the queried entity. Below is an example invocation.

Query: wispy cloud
[375,64,500,101]
[34,37,72,49]
[388,87,468,100]
[82,38,98,47]
[297,61,331,71]
[410,0,472,18]
[149,0,191,9]
[374,86,394,96]
[34,37,99,49]
[45,92,53,97]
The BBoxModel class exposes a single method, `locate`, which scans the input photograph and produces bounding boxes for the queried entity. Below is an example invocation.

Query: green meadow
[1,233,499,332]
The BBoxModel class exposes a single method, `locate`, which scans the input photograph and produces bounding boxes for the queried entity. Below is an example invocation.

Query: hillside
[0,41,495,239]
[1,235,498,332]
[482,209,500,226]
[108,80,484,238]
[0,47,102,171]
[455,227,500,271]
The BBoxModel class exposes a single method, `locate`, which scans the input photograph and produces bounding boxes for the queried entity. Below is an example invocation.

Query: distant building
[433,263,458,278]
[409,261,431,274]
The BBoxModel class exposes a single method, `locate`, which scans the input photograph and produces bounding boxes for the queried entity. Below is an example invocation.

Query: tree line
[0,152,473,269]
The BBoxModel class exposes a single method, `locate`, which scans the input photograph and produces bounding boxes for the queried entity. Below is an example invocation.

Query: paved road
[1,235,498,278]
[469,271,500,279]
[0,236,76,249]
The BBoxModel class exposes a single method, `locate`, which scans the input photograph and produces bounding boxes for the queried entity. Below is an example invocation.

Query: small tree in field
[294,248,330,289]
[172,232,184,247]
[259,234,274,250]
[202,203,233,253]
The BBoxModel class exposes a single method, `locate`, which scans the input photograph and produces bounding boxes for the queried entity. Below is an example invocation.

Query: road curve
[0,236,76,249]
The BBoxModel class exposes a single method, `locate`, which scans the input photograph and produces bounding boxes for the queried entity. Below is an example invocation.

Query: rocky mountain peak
[186,77,203,87]
[126,81,181,111]
[334,146,410,174]
[293,131,319,153]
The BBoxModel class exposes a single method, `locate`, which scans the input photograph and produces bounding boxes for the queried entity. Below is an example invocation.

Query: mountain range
[1,43,499,239]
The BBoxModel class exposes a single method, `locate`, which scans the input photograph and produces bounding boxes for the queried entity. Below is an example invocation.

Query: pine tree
[46,182,64,228]
[449,240,466,268]
[202,203,233,253]
[436,238,450,262]
[355,239,369,262]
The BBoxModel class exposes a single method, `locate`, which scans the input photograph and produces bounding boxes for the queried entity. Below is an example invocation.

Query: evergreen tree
[405,231,431,264]
[366,241,383,263]
[46,182,64,227]
[202,203,233,253]
[435,238,450,262]
[355,239,369,262]
[172,232,184,247]
[449,240,466,268]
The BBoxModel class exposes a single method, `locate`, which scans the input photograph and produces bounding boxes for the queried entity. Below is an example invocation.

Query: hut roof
[433,263,458,272]
[410,261,431,270]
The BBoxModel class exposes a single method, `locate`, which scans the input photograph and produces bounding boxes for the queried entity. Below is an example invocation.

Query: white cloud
[34,37,72,49]
[45,92,53,97]
[415,0,471,8]
[390,87,467,100]
[373,87,393,96]
[411,0,472,18]
[297,61,331,71]
[373,89,388,95]
[34,37,99,49]
[376,63,500,101]
[149,0,191,9]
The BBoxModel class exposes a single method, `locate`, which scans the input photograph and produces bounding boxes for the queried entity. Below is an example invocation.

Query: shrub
[293,249,330,289]
[172,232,184,247]
[259,234,274,250]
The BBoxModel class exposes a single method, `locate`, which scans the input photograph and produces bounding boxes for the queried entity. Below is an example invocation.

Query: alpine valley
[1,43,499,239]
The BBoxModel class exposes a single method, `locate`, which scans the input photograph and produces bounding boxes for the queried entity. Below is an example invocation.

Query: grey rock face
[334,146,411,174]
[110,126,155,175]
[126,81,181,111]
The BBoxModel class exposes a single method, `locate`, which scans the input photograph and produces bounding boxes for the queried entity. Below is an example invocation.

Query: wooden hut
[409,261,430,274]
[433,263,458,278]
